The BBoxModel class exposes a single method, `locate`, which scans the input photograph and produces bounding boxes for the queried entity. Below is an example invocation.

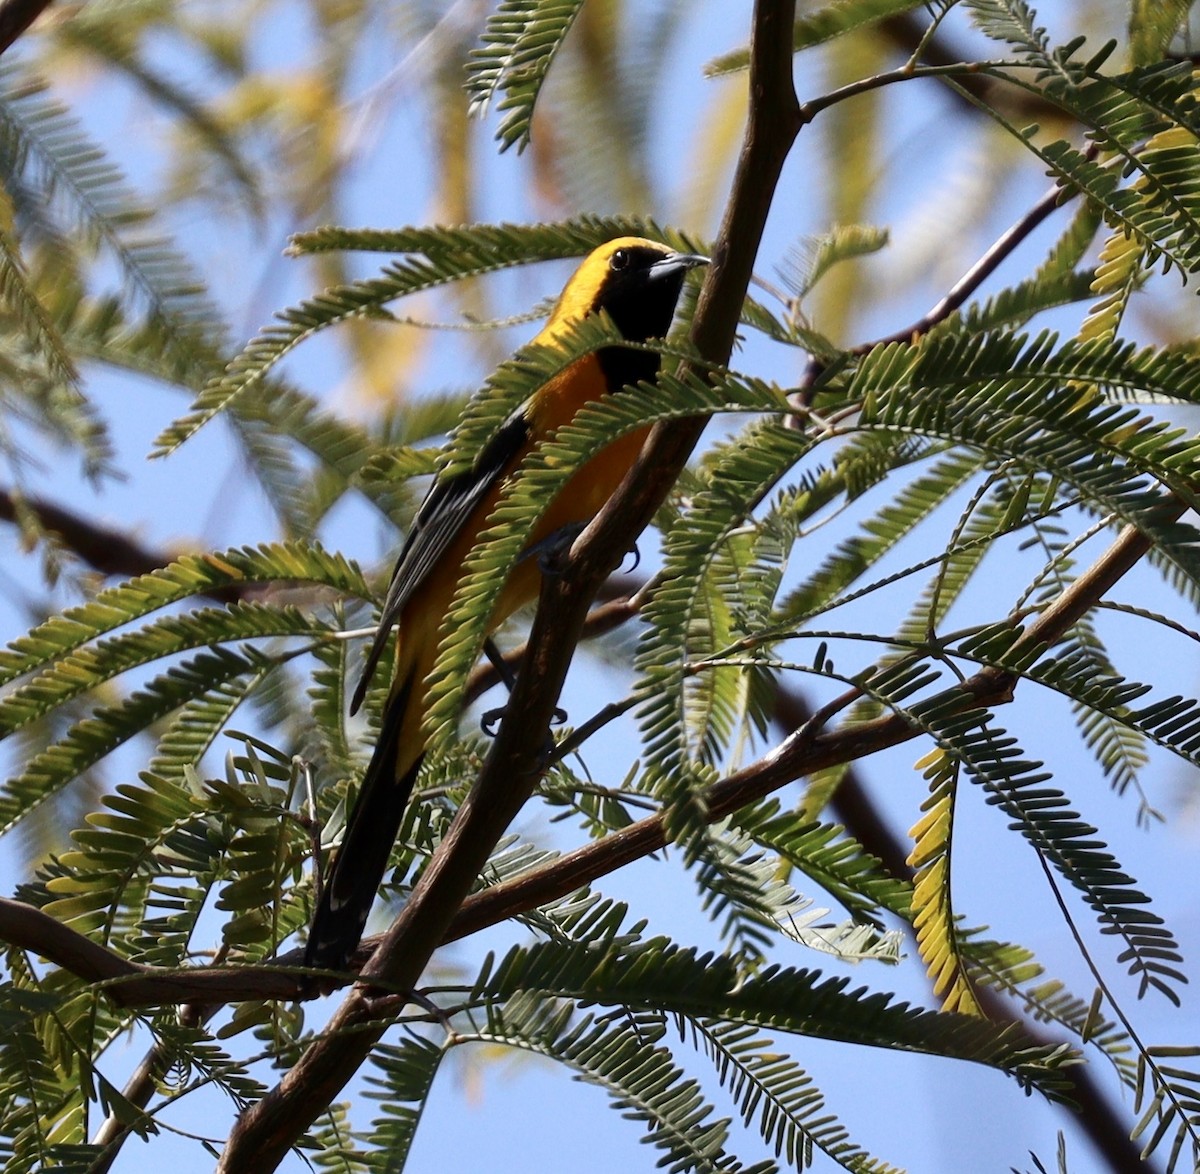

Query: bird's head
[548,236,708,342]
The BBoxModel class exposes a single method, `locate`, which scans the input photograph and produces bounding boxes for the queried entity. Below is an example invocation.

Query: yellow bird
[305,237,707,971]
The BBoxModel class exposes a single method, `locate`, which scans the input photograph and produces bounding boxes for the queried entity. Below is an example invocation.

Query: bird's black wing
[350,407,531,713]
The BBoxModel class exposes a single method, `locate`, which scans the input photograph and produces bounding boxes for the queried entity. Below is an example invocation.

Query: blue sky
[1,1,1197,1170]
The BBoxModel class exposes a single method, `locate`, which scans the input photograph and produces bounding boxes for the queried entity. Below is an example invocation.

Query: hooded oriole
[305,237,708,972]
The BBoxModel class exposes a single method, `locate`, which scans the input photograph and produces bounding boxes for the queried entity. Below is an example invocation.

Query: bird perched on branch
[304,237,708,974]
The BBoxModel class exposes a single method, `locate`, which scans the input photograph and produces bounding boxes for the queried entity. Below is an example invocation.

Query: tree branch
[216,2,803,1168]
[0,504,1177,1017]
[0,0,53,55]
[0,488,180,581]
[444,504,1179,941]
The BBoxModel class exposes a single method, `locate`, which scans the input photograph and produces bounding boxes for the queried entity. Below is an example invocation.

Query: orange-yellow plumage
[305,237,706,972]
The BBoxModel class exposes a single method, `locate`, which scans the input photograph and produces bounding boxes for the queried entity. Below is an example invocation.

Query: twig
[858,176,1077,347]
[0,897,144,985]
[795,150,1096,403]
[0,897,301,1002]
[877,12,1057,123]
[463,575,646,706]
[796,61,1014,126]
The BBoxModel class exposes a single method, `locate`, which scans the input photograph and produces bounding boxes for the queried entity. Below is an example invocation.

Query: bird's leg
[480,518,633,741]
[483,638,516,690]
[480,635,568,735]
[480,638,518,736]
[480,527,591,742]
[519,520,587,575]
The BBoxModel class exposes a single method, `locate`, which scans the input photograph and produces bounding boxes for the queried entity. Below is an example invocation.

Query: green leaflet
[471,906,1077,1099]
[464,0,587,152]
[0,542,365,690]
[160,216,705,456]
[0,645,273,838]
[0,61,221,359]
[359,1038,447,1168]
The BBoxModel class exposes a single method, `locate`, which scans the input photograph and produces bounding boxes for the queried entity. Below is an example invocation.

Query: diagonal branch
[215,2,803,1169]
[0,0,53,56]
[0,506,1177,1014]
[444,504,1179,941]
[0,487,263,603]
[795,146,1096,404]
[0,488,180,580]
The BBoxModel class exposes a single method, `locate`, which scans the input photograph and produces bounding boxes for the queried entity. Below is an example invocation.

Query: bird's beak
[649,251,710,281]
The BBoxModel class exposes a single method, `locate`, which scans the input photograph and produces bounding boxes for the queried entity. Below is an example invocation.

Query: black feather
[350,409,531,714]
[306,670,420,972]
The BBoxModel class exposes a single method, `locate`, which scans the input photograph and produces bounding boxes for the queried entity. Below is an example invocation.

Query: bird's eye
[609,248,631,271]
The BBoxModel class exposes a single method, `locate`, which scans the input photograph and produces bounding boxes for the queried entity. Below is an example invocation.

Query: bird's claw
[519,522,587,576]
[481,703,568,738]
[522,523,641,575]
[356,987,452,1027]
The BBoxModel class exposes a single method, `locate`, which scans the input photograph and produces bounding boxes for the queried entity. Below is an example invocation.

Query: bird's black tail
[304,673,422,975]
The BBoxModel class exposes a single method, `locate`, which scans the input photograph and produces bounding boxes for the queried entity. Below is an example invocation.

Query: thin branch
[877,12,1054,121]
[0,897,143,984]
[0,897,300,1002]
[0,487,384,622]
[0,488,178,580]
[0,0,53,56]
[795,150,1095,403]
[463,575,647,705]
[795,60,1027,126]
[857,175,1078,347]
